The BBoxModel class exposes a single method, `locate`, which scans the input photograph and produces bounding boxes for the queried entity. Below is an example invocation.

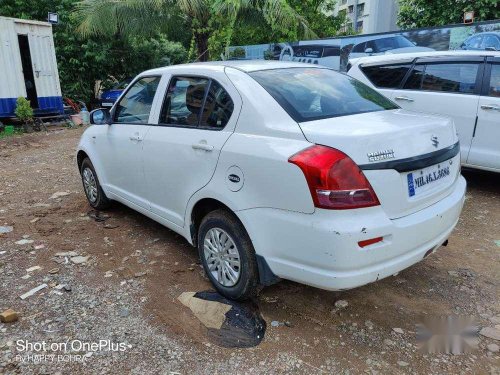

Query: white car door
[142,72,241,227]
[467,60,500,170]
[96,76,161,208]
[389,59,482,164]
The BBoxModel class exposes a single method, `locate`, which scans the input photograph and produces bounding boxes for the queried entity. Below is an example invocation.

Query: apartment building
[333,0,399,34]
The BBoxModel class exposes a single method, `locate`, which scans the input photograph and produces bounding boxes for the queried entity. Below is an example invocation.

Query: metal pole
[353,0,359,32]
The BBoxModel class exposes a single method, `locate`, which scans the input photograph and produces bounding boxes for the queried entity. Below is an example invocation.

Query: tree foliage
[75,0,320,61]
[398,0,500,29]
[0,0,188,103]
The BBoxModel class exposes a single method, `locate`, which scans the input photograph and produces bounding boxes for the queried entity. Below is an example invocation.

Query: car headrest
[186,84,206,114]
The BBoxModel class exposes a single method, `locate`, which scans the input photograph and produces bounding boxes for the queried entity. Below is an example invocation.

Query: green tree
[75,0,316,61]
[228,1,348,54]
[0,0,188,104]
[398,0,500,29]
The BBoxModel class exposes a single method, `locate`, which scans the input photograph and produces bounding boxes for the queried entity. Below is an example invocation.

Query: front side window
[361,64,411,88]
[482,35,500,50]
[159,77,209,126]
[488,64,500,97]
[372,36,414,53]
[250,68,397,122]
[467,35,482,49]
[422,63,478,94]
[114,76,160,123]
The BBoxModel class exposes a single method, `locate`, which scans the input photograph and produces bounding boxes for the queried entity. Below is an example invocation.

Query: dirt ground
[0,127,499,374]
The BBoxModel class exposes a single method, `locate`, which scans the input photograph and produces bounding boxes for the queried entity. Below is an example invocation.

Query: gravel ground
[0,127,499,374]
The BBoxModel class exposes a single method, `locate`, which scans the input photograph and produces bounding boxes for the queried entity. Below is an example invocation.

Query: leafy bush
[14,97,33,123]
[229,47,246,60]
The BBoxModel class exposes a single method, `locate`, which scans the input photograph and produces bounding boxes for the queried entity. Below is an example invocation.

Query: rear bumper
[237,176,466,291]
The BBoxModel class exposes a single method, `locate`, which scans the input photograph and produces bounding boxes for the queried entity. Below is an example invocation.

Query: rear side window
[361,64,411,88]
[159,76,233,129]
[114,76,160,124]
[250,68,398,122]
[323,47,340,57]
[200,81,234,129]
[352,42,365,53]
[159,77,209,127]
[488,64,500,97]
[403,65,425,90]
[403,63,479,94]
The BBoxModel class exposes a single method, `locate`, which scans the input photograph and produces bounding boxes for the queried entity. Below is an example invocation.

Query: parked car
[348,35,433,59]
[348,51,500,172]
[99,79,131,108]
[460,32,500,51]
[78,61,466,300]
[279,43,341,70]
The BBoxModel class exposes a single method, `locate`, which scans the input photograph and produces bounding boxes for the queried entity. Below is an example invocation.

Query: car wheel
[198,209,260,300]
[80,158,111,210]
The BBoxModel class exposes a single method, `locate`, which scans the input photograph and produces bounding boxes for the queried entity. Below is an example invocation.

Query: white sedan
[78,61,466,300]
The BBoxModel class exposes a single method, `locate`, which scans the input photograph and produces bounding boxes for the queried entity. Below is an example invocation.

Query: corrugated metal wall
[0,17,63,117]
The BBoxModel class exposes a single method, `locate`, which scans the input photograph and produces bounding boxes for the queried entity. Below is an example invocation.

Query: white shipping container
[0,16,63,118]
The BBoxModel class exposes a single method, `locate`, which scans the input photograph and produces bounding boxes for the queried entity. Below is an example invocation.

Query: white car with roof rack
[77,60,466,300]
[348,50,500,172]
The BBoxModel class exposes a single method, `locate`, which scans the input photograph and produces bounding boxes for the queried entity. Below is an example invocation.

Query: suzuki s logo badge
[367,149,395,162]
[431,135,439,148]
[228,174,240,183]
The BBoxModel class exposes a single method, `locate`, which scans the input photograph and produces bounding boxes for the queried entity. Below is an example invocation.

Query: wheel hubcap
[203,228,241,287]
[82,168,98,203]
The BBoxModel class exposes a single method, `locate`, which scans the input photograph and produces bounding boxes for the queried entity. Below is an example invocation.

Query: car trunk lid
[298,109,461,219]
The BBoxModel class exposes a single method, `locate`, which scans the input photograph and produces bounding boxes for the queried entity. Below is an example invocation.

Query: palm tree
[74,0,315,61]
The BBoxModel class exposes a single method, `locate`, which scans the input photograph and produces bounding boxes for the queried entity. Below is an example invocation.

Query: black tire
[80,158,111,210]
[198,209,260,301]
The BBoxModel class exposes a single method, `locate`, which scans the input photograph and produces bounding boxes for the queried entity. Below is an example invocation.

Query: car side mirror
[364,47,373,54]
[90,109,111,125]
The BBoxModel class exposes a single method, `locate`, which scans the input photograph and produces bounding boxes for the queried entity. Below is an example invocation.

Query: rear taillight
[289,145,380,210]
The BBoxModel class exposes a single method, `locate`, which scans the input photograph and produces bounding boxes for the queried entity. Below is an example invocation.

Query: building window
[341,0,347,4]
[357,20,363,32]
[357,3,365,16]
[348,5,353,13]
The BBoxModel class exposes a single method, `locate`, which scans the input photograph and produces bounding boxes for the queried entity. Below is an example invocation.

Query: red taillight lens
[289,145,380,210]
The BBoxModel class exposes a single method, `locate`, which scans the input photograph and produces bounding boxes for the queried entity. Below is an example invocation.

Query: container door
[17,34,38,109]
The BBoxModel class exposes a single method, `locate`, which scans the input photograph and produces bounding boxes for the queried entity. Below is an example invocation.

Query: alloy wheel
[203,227,241,287]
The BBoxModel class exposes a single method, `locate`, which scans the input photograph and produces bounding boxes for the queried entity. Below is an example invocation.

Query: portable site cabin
[0,16,64,119]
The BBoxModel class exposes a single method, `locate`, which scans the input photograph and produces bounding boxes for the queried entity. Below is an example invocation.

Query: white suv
[78,61,466,300]
[348,51,500,172]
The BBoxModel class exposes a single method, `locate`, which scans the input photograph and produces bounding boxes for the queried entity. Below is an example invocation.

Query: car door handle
[129,135,142,142]
[394,96,414,102]
[192,143,214,152]
[481,104,500,111]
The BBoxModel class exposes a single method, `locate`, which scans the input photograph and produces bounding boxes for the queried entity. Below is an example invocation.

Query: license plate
[407,162,452,197]
[101,102,113,107]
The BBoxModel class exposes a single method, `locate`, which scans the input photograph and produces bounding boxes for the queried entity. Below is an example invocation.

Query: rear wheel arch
[190,198,236,246]
[189,197,280,288]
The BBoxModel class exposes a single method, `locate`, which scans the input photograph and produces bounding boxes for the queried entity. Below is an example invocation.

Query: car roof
[141,60,320,76]
[349,50,500,65]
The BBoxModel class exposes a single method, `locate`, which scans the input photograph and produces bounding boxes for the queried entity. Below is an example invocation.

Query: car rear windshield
[249,68,398,122]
